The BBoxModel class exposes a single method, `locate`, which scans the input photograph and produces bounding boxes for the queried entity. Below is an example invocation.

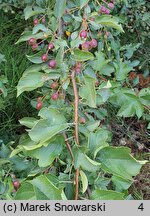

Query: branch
[71,70,80,200]
[71,70,79,145]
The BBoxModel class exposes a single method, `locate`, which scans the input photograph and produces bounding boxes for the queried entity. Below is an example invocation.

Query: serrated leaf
[73,49,94,62]
[17,72,45,96]
[80,170,88,193]
[91,189,124,200]
[95,15,124,32]
[24,6,45,20]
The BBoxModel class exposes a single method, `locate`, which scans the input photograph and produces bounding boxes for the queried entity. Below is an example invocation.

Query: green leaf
[19,135,39,151]
[19,117,38,129]
[54,0,66,18]
[17,72,45,96]
[0,53,6,63]
[15,182,36,200]
[29,108,68,143]
[148,123,150,129]
[113,89,144,118]
[24,6,45,20]
[114,61,133,81]
[139,88,150,107]
[95,15,124,32]
[74,149,101,172]
[15,31,46,44]
[32,24,50,34]
[112,175,133,192]
[73,49,94,62]
[56,46,65,67]
[97,146,145,180]
[31,175,63,200]
[15,176,64,200]
[27,135,64,167]
[88,128,111,158]
[80,170,88,193]
[92,52,108,71]
[0,158,10,166]
[100,64,114,76]
[86,121,100,132]
[26,52,43,64]
[117,100,144,119]
[79,76,96,108]
[80,0,90,9]
[23,64,46,75]
[91,189,124,200]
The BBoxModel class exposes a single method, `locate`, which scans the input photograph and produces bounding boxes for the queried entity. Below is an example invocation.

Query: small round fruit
[100,6,107,13]
[90,39,98,48]
[75,67,81,74]
[32,43,38,51]
[82,41,91,50]
[50,82,58,89]
[34,18,39,25]
[42,17,45,23]
[41,54,48,62]
[80,117,86,124]
[36,101,43,110]
[13,180,20,190]
[28,38,36,45]
[105,9,110,14]
[48,42,55,50]
[79,30,88,39]
[51,92,59,101]
[108,3,114,9]
[76,62,82,68]
[48,59,57,68]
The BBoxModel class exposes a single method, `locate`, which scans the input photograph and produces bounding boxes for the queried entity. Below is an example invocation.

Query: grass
[0,12,34,142]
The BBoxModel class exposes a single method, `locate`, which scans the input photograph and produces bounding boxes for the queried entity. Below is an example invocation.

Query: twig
[63,132,74,163]
[71,70,80,200]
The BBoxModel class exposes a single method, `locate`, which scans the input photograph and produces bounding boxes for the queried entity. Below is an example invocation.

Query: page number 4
[138,203,144,211]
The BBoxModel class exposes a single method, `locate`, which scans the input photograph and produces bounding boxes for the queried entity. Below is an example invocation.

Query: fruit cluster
[99,1,115,15]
